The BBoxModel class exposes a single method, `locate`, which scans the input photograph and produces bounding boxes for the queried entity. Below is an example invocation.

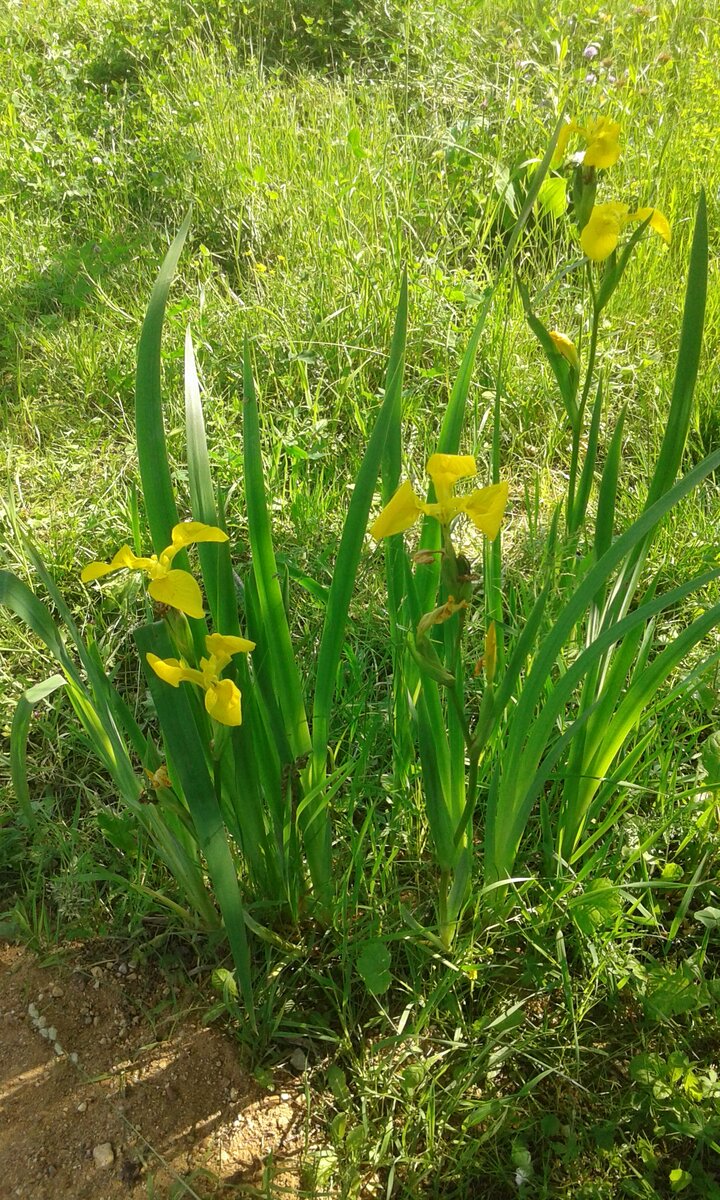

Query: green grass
[2,1,720,1196]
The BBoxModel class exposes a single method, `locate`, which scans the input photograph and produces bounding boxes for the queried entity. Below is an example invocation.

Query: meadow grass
[2,1,720,1196]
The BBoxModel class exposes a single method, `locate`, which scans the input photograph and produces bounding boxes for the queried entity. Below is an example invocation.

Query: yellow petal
[148,570,205,619]
[146,653,203,688]
[549,331,580,371]
[629,206,671,245]
[370,480,422,540]
[205,678,242,726]
[552,119,576,164]
[580,202,628,261]
[460,481,509,540]
[80,545,151,582]
[582,117,621,169]
[426,454,477,495]
[170,521,229,551]
[205,633,255,659]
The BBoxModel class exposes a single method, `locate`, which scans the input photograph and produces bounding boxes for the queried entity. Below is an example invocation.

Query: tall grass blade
[136,212,191,552]
[242,336,311,761]
[11,675,66,830]
[647,191,707,509]
[604,192,708,625]
[308,275,407,898]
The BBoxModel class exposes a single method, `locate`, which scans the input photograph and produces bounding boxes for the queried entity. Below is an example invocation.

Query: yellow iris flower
[580,202,671,262]
[81,521,229,619]
[147,632,255,727]
[554,117,621,169]
[370,454,508,541]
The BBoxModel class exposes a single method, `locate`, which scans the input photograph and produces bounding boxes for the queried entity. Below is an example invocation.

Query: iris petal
[460,482,509,539]
[146,653,203,688]
[205,678,242,726]
[148,570,205,619]
[629,206,671,245]
[81,545,151,582]
[426,454,477,492]
[370,480,423,540]
[582,118,621,168]
[170,521,229,551]
[205,633,256,659]
[580,202,628,261]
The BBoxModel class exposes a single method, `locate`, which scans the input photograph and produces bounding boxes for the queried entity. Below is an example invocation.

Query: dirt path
[0,942,305,1198]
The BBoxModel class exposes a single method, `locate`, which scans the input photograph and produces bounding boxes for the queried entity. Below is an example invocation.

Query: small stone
[93,1143,115,1170]
[280,1092,291,1101]
[229,1087,238,1101]
[77,1102,87,1112]
[289,1048,307,1073]
[50,985,64,999]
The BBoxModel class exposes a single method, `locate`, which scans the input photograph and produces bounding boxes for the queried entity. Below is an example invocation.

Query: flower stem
[567,269,600,534]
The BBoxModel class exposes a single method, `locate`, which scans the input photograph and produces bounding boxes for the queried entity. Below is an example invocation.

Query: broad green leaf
[356,940,392,994]
[537,175,567,217]
[695,907,720,930]
[569,878,621,937]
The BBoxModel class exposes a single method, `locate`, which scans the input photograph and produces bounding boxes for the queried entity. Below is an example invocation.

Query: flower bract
[549,331,580,370]
[370,454,508,541]
[146,632,255,727]
[417,595,468,638]
[580,202,671,261]
[81,521,229,619]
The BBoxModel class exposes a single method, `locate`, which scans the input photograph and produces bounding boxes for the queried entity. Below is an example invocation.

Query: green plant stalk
[567,275,600,534]
[601,191,707,632]
[135,212,190,553]
[488,561,720,896]
[136,621,255,1024]
[242,337,312,764]
[305,274,408,905]
[484,449,720,895]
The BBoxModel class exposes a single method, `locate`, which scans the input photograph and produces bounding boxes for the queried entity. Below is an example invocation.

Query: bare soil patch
[0,941,306,1198]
